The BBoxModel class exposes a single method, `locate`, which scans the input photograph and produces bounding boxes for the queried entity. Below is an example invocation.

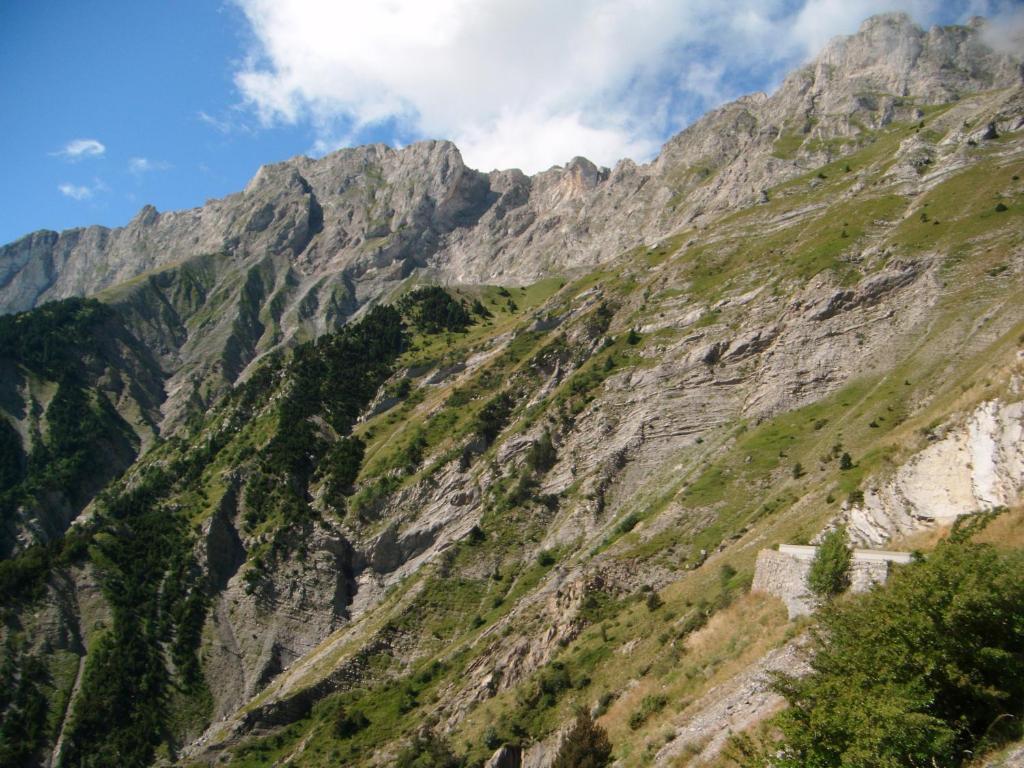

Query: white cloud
[128,157,171,175]
[58,178,108,201]
[58,183,94,200]
[52,138,106,161]
[977,2,1024,56]
[230,0,990,173]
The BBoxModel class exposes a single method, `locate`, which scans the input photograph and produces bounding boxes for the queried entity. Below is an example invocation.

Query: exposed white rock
[846,400,1024,546]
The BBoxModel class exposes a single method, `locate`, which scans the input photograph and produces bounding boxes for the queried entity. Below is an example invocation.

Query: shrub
[333,706,369,738]
[536,550,557,567]
[768,535,1024,767]
[525,430,557,473]
[807,527,851,598]
[628,695,668,730]
[839,452,853,470]
[645,591,664,612]
[475,393,514,446]
[395,732,463,768]
[552,710,612,768]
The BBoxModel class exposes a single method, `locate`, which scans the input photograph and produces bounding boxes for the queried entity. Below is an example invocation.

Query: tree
[807,527,852,598]
[552,710,613,768]
[768,536,1024,768]
[839,452,854,470]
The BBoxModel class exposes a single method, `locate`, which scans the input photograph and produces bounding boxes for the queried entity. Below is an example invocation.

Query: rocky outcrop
[845,400,1024,546]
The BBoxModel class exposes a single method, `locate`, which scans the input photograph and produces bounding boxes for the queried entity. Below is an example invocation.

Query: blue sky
[1,0,1019,245]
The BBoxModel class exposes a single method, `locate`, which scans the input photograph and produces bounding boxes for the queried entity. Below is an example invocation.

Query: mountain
[0,13,1023,768]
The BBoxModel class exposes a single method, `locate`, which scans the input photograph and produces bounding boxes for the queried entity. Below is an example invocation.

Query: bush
[525,430,557,474]
[395,732,463,768]
[552,710,612,768]
[333,706,369,738]
[536,549,557,567]
[475,393,514,446]
[768,535,1024,767]
[645,591,664,612]
[628,694,667,730]
[807,527,851,598]
[839,452,854,470]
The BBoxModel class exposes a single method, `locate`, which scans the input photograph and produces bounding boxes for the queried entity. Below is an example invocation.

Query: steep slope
[0,13,1023,768]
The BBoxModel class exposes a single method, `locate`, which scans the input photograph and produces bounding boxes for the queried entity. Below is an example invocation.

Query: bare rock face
[845,400,1024,546]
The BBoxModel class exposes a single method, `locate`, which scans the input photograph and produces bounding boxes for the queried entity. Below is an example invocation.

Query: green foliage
[0,298,112,379]
[61,467,209,767]
[525,430,558,474]
[333,706,370,739]
[254,305,406,532]
[628,694,667,730]
[0,642,49,766]
[398,286,472,334]
[807,527,852,598]
[536,549,557,567]
[394,731,463,768]
[767,537,1024,768]
[0,418,25,493]
[475,392,514,446]
[470,298,492,319]
[0,528,91,607]
[839,452,854,470]
[552,710,613,768]
[1,370,136,551]
[645,590,664,611]
[320,436,365,500]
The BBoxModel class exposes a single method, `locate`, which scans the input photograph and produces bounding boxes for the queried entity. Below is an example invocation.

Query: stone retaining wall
[753,546,908,618]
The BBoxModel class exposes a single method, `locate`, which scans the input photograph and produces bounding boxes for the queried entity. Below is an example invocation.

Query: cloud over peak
[230,1,1010,173]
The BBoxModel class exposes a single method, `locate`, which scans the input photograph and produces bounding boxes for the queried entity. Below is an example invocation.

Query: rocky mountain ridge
[2,14,1018,307]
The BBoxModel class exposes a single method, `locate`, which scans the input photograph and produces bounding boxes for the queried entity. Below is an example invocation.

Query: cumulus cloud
[128,157,171,175]
[52,138,106,161]
[231,0,995,172]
